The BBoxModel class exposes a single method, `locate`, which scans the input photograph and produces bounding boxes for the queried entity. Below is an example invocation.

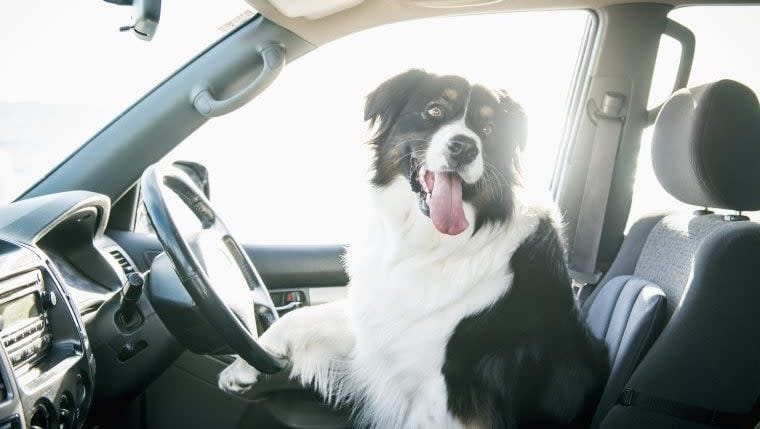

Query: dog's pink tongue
[429,172,468,235]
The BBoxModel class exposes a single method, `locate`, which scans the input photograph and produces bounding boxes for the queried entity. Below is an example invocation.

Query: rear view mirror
[103,0,161,41]
[172,160,211,200]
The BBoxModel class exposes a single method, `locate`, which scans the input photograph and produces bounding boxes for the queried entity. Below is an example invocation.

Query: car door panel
[243,244,347,290]
[243,244,348,314]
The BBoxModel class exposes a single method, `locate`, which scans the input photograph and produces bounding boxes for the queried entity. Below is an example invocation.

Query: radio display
[0,293,40,330]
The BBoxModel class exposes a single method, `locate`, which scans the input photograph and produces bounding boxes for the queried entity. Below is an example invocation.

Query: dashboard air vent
[109,250,135,276]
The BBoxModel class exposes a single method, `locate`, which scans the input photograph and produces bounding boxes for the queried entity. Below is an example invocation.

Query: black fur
[443,217,610,428]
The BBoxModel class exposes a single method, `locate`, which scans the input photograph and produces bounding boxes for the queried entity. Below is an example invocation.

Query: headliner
[247,0,757,45]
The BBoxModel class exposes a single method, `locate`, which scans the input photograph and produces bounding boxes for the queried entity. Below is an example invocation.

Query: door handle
[275,301,302,312]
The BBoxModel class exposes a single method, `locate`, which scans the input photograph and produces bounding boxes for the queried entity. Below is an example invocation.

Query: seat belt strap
[569,92,626,286]
[619,388,760,428]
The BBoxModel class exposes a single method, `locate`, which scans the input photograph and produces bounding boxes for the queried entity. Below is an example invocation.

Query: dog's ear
[496,89,527,151]
[365,69,428,128]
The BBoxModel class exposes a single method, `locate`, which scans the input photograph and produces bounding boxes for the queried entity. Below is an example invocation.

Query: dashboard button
[41,291,57,310]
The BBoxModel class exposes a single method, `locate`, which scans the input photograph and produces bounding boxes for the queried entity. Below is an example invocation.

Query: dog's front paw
[218,357,261,394]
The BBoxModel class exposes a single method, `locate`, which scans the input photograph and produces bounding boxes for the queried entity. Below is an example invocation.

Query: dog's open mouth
[410,157,469,236]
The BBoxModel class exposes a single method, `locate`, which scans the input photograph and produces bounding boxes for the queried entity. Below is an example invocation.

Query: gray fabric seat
[584,79,760,428]
[585,275,667,427]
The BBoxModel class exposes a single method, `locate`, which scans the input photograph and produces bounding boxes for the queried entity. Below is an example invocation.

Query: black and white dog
[219,70,609,428]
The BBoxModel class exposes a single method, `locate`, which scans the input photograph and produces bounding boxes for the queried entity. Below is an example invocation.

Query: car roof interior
[246,0,757,45]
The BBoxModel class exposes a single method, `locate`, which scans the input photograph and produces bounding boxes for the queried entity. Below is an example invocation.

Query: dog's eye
[481,124,494,136]
[426,104,444,119]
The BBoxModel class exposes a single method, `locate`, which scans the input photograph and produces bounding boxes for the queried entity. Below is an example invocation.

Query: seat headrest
[652,79,760,211]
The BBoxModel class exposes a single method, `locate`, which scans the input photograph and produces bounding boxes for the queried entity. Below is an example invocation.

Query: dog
[219,70,609,428]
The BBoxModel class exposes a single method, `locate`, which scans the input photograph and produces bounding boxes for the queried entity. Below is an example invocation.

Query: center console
[0,240,95,429]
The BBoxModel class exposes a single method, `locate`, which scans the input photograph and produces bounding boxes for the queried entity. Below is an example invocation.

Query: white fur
[426,94,484,184]
[219,177,557,428]
[426,120,483,184]
[218,300,354,397]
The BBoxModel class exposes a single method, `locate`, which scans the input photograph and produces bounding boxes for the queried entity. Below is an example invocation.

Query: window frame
[551,10,600,200]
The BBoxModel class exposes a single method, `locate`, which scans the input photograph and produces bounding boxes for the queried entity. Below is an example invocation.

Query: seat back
[585,275,666,427]
[586,80,760,428]
[599,220,760,428]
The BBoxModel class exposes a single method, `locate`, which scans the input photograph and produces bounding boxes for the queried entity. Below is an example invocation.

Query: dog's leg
[218,300,354,398]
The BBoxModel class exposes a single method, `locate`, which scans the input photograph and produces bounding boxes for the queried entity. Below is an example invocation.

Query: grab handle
[646,19,695,123]
[191,43,286,117]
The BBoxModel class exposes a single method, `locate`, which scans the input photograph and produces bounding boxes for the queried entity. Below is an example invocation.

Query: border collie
[219,70,609,428]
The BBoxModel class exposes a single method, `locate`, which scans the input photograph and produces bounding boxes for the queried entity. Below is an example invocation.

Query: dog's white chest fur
[342,178,545,428]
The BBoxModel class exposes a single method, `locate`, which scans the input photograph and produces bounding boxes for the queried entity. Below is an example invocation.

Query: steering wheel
[140,163,286,374]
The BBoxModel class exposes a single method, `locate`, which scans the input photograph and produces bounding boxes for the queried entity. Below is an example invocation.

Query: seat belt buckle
[569,269,603,286]
[570,270,603,302]
[620,388,635,406]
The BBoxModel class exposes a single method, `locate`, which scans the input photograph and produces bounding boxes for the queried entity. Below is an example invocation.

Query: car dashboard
[0,191,175,429]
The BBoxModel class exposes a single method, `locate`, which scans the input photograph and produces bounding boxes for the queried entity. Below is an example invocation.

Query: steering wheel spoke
[141,164,287,374]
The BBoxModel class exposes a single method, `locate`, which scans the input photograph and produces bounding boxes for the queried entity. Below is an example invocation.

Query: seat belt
[619,388,760,428]
[569,92,627,288]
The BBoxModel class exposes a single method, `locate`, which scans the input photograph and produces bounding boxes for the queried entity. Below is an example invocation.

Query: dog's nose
[447,136,479,166]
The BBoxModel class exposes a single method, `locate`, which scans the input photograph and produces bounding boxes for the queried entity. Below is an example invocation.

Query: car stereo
[0,270,52,370]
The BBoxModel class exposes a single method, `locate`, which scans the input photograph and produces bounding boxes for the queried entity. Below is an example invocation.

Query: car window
[647,34,682,110]
[0,0,255,203]
[163,11,593,244]
[628,5,760,226]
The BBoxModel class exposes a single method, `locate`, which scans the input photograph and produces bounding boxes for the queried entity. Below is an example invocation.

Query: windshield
[0,0,255,203]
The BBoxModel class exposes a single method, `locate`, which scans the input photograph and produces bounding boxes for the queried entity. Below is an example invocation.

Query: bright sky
[0,0,247,201]
[0,0,245,104]
[1,3,760,242]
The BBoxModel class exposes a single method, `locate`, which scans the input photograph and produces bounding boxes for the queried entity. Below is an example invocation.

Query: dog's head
[366,69,527,236]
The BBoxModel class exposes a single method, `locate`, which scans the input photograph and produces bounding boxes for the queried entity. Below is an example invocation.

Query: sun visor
[265,0,365,19]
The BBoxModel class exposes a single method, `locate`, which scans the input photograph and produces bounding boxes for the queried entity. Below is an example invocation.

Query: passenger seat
[583,80,760,428]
